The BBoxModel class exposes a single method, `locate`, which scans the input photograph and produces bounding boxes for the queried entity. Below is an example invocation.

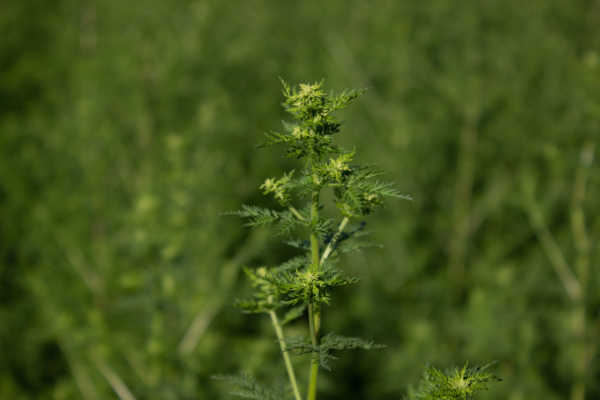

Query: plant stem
[569,141,594,400]
[310,192,320,273]
[307,303,319,400]
[309,190,322,333]
[289,206,306,222]
[320,217,349,265]
[307,186,321,400]
[269,309,302,400]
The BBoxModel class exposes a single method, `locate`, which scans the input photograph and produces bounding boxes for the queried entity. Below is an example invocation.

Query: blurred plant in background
[0,1,598,399]
[409,363,500,400]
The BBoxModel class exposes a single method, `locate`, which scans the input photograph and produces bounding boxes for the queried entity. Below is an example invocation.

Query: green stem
[289,206,306,222]
[269,309,302,400]
[307,186,321,400]
[310,192,320,272]
[307,303,319,400]
[320,217,349,265]
[569,141,594,400]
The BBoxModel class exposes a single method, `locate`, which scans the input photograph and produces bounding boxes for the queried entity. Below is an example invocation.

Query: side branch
[269,309,302,400]
[320,217,350,265]
[289,206,307,222]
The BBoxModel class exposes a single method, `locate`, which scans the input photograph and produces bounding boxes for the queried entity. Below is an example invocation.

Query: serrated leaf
[225,205,280,227]
[273,256,309,273]
[318,333,385,371]
[281,305,307,326]
[212,374,293,400]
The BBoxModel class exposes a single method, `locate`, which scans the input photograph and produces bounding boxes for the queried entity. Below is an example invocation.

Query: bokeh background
[1,1,599,399]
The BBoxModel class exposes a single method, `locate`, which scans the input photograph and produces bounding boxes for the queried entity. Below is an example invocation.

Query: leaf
[226,206,304,236]
[225,205,280,227]
[281,304,307,326]
[318,333,385,370]
[283,239,311,250]
[271,262,359,307]
[273,256,309,273]
[212,374,293,400]
[283,333,385,371]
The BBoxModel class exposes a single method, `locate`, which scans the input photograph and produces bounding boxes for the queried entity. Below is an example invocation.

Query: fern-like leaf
[318,333,385,371]
[212,374,293,400]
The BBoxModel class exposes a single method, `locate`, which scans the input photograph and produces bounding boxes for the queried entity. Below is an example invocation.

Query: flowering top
[263,80,363,160]
[230,80,409,368]
[259,80,410,218]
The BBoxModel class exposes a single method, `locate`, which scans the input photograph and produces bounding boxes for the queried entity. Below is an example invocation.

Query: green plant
[219,80,498,400]
[408,363,501,400]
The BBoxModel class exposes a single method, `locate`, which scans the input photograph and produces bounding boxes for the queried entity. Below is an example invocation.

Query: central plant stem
[306,182,352,400]
[307,186,321,400]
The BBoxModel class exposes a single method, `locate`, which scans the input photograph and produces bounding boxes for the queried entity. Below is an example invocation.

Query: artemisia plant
[217,80,498,400]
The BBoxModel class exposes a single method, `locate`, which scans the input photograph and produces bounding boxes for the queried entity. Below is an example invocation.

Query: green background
[1,1,598,399]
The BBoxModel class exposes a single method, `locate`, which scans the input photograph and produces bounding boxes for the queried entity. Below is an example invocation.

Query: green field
[1,1,598,399]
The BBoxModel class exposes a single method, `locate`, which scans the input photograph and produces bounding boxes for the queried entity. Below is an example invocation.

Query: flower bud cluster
[323,152,354,183]
[260,171,295,206]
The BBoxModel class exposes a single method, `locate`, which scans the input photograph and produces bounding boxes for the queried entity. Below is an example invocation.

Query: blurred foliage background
[1,1,599,399]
